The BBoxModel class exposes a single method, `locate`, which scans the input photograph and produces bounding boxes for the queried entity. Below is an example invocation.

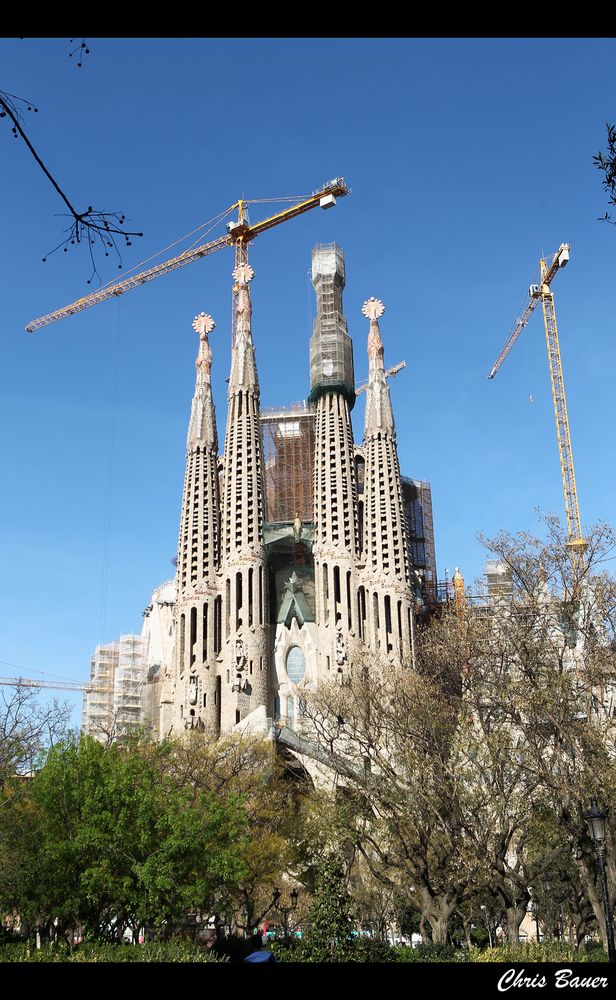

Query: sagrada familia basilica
[158,243,416,738]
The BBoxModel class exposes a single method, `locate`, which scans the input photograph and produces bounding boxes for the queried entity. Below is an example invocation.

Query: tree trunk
[576,850,610,953]
[505,901,528,945]
[421,882,460,944]
[428,914,450,945]
[571,911,587,952]
[422,891,459,945]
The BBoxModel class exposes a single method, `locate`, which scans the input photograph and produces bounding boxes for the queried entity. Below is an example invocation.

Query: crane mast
[26,178,349,333]
[488,243,586,560]
[539,258,585,555]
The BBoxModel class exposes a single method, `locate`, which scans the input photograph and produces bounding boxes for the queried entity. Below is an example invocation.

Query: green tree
[302,855,355,961]
[143,731,309,936]
[0,734,248,942]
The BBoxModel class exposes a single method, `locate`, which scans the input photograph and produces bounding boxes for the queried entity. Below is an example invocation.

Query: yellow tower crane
[25,178,349,333]
[488,243,587,562]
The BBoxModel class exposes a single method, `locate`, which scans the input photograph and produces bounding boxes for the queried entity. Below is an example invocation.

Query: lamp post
[583,800,615,963]
[272,886,300,938]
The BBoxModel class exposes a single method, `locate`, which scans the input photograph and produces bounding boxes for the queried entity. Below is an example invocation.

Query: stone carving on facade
[293,512,303,543]
[335,625,347,666]
[188,673,198,706]
[232,673,249,694]
[232,638,249,693]
[185,714,205,732]
[235,638,247,671]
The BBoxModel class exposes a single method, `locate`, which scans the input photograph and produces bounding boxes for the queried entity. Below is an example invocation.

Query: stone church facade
[161,244,414,739]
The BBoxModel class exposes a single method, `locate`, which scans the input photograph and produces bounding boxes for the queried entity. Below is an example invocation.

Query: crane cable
[99,297,120,646]
[94,204,238,293]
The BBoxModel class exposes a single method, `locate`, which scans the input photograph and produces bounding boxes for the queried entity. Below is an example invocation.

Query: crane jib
[25,179,349,333]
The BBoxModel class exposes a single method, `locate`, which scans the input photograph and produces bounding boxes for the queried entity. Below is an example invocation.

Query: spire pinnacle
[362,297,385,373]
[187,312,218,449]
[228,264,259,392]
[362,298,395,435]
[193,312,215,387]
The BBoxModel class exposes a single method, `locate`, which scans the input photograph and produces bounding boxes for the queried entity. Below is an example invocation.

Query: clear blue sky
[1,38,615,727]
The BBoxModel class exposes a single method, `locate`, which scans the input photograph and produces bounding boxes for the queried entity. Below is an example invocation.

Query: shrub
[469,942,607,963]
[0,940,226,962]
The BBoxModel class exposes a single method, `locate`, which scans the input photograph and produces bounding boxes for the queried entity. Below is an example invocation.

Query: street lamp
[583,800,615,963]
[272,886,300,938]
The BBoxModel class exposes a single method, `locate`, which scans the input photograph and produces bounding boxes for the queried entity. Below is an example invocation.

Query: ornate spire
[187,312,218,449]
[363,297,385,369]
[228,263,259,392]
[193,312,214,387]
[360,297,412,663]
[362,297,395,435]
[220,259,269,726]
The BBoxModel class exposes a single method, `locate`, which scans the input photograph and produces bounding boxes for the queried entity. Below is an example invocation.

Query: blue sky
[1,38,615,727]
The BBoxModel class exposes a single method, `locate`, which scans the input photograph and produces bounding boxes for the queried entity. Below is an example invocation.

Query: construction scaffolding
[261,401,316,524]
[82,642,118,735]
[82,634,146,740]
[402,477,438,605]
[115,634,146,730]
[308,243,355,406]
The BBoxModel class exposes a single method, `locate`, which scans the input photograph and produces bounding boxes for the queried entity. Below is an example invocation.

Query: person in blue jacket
[243,932,277,963]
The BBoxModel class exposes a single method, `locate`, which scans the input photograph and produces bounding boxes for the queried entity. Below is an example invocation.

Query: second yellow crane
[488,243,586,562]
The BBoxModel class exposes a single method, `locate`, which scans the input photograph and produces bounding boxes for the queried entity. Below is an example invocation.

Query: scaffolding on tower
[401,477,438,606]
[261,401,316,524]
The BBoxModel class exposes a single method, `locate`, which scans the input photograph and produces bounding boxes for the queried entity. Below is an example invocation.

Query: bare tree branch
[1,41,143,283]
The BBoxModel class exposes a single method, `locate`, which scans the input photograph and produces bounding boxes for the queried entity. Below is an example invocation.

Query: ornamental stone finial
[193,313,214,382]
[362,297,385,321]
[232,263,255,285]
[193,312,215,337]
[364,298,385,365]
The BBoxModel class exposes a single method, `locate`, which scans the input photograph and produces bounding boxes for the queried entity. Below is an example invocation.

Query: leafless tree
[297,519,616,947]
[0,685,71,784]
[1,39,142,283]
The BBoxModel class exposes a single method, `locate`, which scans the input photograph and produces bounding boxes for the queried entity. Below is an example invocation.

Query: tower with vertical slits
[310,244,360,679]
[359,298,414,663]
[219,263,270,729]
[170,312,222,736]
